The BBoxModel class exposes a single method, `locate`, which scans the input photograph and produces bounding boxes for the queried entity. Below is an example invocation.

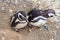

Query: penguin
[28,8,47,28]
[28,8,56,30]
[10,11,28,32]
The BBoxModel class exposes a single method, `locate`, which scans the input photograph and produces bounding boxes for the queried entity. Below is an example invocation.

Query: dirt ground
[0,0,60,40]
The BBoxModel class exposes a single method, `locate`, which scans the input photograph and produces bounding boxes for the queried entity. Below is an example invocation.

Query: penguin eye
[48,13,54,17]
[19,15,23,19]
[19,15,26,20]
[50,15,53,17]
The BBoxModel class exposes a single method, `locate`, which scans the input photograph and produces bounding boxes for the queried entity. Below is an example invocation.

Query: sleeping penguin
[28,8,56,30]
[10,11,28,32]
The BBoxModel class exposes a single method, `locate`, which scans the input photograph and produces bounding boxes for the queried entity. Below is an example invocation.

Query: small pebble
[9,9,13,13]
[1,7,5,11]
[1,32,6,40]
[56,26,60,29]
[52,38,54,40]
[29,28,32,32]
[6,0,11,4]
[15,0,18,4]
[26,0,31,3]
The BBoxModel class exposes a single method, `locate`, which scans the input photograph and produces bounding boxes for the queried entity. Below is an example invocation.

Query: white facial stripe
[39,16,47,19]
[18,13,25,19]
[48,13,55,17]
[15,19,26,23]
[32,16,47,21]
[18,13,22,15]
[11,16,15,23]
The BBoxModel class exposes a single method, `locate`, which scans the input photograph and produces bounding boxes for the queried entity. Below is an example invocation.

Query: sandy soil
[0,0,60,40]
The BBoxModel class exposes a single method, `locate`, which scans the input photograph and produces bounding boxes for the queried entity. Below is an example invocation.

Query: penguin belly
[30,19,47,27]
[15,22,27,29]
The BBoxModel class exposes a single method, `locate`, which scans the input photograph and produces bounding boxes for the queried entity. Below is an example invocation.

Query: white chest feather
[14,19,27,29]
[31,19,46,27]
[30,16,47,27]
[30,19,47,27]
[15,22,27,29]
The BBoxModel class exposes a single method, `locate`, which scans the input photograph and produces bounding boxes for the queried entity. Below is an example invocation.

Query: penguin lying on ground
[28,8,56,30]
[10,11,28,32]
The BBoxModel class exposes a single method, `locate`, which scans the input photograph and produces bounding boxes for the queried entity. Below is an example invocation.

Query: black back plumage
[28,8,44,22]
[28,8,56,22]
[44,9,55,14]
[28,8,49,22]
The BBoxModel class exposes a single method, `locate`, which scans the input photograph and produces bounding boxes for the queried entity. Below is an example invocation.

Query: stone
[1,6,5,11]
[9,9,13,13]
[15,0,18,5]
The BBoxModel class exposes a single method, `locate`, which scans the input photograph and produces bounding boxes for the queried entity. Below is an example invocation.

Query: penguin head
[48,13,55,17]
[18,11,27,21]
[44,9,56,18]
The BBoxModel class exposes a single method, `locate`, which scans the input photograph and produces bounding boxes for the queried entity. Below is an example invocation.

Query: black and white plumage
[28,8,47,27]
[10,11,28,32]
[44,9,56,18]
[28,8,56,29]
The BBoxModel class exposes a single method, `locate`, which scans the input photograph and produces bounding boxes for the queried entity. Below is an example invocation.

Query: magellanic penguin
[10,11,28,32]
[28,8,56,30]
